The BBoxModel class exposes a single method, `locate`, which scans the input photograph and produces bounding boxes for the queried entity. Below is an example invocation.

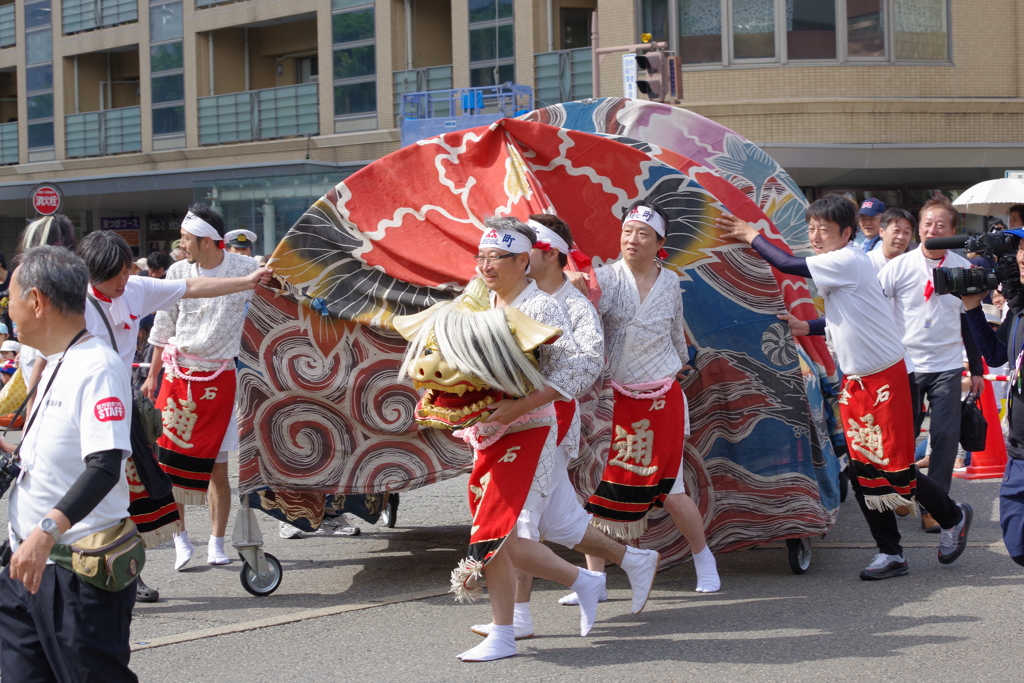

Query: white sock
[209,535,225,549]
[512,602,532,628]
[176,530,190,544]
[570,569,606,636]
[693,546,720,593]
[457,624,516,662]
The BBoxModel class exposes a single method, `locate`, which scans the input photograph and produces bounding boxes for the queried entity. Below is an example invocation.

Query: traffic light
[635,51,667,102]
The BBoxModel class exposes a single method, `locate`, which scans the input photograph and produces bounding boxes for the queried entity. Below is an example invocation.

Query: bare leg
[482,547,516,626]
[573,526,626,566]
[176,502,186,530]
[664,492,719,592]
[504,532,579,586]
[663,492,707,552]
[209,461,231,537]
[515,569,533,603]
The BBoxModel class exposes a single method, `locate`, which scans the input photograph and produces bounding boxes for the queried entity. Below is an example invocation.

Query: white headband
[527,220,570,255]
[181,211,222,242]
[479,228,533,254]
[624,205,666,237]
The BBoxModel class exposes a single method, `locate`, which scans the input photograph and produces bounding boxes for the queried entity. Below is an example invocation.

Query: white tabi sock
[207,535,231,565]
[457,624,516,662]
[620,546,660,613]
[570,569,606,636]
[693,546,720,593]
[469,603,536,640]
[513,602,532,628]
[173,531,194,571]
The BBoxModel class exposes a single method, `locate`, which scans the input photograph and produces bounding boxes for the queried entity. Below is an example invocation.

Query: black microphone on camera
[923,235,971,250]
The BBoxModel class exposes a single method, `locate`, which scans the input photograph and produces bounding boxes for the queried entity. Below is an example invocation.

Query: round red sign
[31,185,62,216]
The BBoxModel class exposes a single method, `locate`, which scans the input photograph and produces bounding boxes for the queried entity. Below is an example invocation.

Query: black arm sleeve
[807,317,827,336]
[965,305,1009,368]
[750,235,812,278]
[961,312,984,376]
[53,449,123,527]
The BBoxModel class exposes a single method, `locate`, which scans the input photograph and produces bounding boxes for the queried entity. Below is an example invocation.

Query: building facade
[0,0,1020,254]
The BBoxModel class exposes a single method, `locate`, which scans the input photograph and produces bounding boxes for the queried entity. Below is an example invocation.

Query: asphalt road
[3,455,1021,682]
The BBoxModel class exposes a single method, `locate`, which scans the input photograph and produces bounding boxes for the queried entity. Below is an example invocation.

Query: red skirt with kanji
[839,360,917,512]
[585,378,686,542]
[156,367,238,506]
[449,418,554,602]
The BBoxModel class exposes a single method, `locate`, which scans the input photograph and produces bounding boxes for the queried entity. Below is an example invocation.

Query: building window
[150,0,184,142]
[61,0,138,35]
[332,0,375,128]
[658,0,950,67]
[469,0,514,87]
[25,0,53,156]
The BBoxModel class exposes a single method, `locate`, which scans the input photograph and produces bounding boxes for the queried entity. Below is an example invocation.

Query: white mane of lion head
[394,279,561,430]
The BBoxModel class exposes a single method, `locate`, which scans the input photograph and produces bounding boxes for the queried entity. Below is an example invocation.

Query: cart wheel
[838,468,849,503]
[240,552,282,597]
[381,492,399,528]
[786,537,812,575]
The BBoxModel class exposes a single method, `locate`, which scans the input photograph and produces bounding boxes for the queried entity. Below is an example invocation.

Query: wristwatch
[38,517,61,543]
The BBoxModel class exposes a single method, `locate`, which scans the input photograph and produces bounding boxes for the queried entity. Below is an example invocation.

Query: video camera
[925,232,1022,299]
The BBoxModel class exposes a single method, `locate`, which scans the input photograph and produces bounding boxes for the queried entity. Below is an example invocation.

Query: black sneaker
[859,553,909,580]
[938,503,973,565]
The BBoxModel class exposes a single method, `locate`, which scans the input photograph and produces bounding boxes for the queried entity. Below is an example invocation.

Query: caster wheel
[240,552,282,597]
[839,468,849,503]
[786,537,812,575]
[381,492,399,528]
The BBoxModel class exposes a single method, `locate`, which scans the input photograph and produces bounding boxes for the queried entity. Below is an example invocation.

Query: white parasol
[952,178,1024,216]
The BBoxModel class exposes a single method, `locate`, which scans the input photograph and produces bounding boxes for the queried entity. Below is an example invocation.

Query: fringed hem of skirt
[449,557,485,603]
[173,488,208,507]
[140,521,182,549]
[864,492,917,515]
[589,517,649,544]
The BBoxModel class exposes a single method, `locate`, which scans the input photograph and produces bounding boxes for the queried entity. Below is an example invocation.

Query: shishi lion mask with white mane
[394,279,562,430]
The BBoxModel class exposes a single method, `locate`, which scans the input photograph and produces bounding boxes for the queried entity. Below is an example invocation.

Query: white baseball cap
[0,340,20,353]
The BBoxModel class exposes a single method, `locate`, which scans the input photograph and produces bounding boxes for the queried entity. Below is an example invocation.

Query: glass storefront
[193,172,355,255]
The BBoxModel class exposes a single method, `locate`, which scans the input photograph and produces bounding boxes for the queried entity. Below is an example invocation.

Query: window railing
[0,122,17,165]
[197,83,318,145]
[62,0,138,34]
[65,106,141,157]
[393,65,452,122]
[400,83,533,121]
[534,48,592,107]
[0,5,15,48]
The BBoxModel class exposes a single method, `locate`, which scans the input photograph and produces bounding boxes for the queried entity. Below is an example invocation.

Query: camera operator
[877,197,984,532]
[0,247,137,682]
[962,226,1024,568]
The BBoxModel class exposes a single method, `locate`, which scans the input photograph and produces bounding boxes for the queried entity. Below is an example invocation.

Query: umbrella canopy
[952,178,1024,215]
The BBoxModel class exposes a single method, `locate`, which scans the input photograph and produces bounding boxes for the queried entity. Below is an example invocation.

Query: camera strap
[3,329,90,464]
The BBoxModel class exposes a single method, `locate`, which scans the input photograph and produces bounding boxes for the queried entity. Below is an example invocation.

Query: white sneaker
[173,534,194,572]
[311,515,360,536]
[279,521,304,539]
[470,621,535,640]
[207,537,231,565]
[558,589,608,606]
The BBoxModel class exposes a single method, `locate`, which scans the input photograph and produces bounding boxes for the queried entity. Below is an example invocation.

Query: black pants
[910,369,963,494]
[850,468,963,557]
[0,564,137,683]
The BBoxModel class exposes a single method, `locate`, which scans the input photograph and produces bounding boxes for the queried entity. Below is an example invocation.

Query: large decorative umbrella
[952,178,1024,216]
[238,116,840,571]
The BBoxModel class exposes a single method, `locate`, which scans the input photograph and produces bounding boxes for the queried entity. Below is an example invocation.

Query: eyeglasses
[473,253,518,265]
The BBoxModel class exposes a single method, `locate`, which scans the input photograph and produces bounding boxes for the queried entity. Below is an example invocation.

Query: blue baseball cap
[858,198,886,216]
[1004,228,1024,239]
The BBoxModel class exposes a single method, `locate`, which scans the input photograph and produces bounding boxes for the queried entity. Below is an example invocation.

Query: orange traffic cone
[955,366,1008,480]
